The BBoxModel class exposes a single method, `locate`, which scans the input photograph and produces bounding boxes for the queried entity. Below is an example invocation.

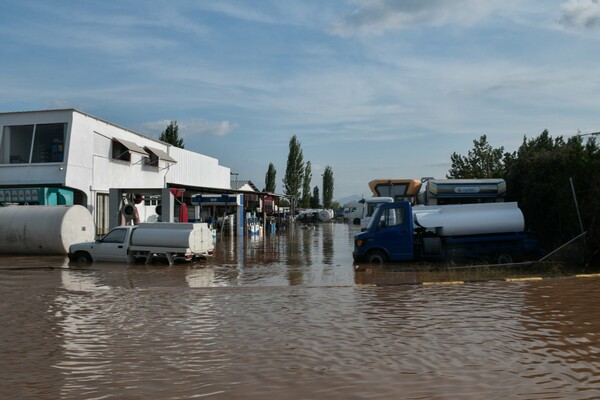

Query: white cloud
[331,0,501,36]
[141,119,236,138]
[180,119,237,137]
[559,0,600,29]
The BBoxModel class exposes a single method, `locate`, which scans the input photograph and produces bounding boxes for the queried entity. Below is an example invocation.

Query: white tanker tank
[412,202,525,236]
[130,223,213,252]
[0,205,95,254]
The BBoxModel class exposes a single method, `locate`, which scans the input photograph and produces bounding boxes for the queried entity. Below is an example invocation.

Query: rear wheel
[367,250,387,266]
[496,253,513,264]
[73,251,92,264]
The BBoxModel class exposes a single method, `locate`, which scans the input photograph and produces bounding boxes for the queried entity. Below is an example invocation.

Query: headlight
[355,239,364,247]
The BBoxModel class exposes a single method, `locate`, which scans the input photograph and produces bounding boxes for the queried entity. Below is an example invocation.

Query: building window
[145,154,159,167]
[0,125,34,164]
[31,123,66,163]
[111,139,131,162]
[0,123,66,164]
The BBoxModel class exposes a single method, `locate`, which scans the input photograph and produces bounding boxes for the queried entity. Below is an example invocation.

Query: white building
[0,109,233,235]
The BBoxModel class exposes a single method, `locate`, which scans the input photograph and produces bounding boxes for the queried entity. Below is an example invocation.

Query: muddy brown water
[1,223,599,399]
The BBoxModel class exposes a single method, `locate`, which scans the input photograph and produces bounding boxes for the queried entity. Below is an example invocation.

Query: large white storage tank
[413,202,525,236]
[0,205,95,254]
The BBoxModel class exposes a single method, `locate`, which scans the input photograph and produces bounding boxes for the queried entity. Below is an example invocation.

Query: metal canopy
[112,138,148,155]
[144,146,177,163]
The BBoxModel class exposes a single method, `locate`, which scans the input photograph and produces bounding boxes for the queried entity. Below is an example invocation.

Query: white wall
[167,146,230,189]
[1,109,232,203]
[0,109,73,186]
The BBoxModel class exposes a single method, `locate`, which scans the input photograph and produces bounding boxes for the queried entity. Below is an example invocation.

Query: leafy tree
[331,201,341,213]
[322,165,334,209]
[283,135,304,203]
[159,121,185,148]
[447,135,505,178]
[451,130,600,264]
[301,161,312,208]
[310,186,320,208]
[264,163,277,193]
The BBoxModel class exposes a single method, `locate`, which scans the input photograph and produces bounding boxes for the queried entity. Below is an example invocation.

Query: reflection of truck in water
[353,201,542,265]
[68,223,214,264]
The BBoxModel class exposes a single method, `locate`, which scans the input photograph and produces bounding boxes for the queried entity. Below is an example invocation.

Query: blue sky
[2,1,600,201]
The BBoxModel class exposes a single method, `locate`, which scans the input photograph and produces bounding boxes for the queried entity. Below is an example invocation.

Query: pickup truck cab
[69,226,136,263]
[69,223,213,264]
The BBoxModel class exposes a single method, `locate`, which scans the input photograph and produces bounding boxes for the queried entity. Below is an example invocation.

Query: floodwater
[1,223,599,399]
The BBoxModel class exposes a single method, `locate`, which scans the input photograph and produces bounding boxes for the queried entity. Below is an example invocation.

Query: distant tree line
[266,135,335,210]
[449,131,600,263]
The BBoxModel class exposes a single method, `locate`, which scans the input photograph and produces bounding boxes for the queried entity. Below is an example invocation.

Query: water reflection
[2,224,600,399]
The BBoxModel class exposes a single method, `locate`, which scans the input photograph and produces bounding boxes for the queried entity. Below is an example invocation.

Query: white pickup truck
[68,223,214,264]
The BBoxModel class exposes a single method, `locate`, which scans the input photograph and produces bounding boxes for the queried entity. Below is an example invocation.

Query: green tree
[301,161,312,208]
[159,121,185,148]
[504,131,600,254]
[447,135,505,178]
[449,130,600,264]
[310,186,320,208]
[322,165,334,209]
[264,163,277,193]
[283,135,304,203]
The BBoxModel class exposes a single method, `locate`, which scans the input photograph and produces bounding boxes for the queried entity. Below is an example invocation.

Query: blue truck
[353,201,542,265]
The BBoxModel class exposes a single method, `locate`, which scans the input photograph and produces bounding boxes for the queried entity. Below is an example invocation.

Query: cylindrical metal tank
[413,202,525,236]
[131,223,206,252]
[0,205,95,254]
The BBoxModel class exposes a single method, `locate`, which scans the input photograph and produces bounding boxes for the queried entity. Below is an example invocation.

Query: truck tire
[496,253,513,264]
[367,250,387,266]
[72,251,92,264]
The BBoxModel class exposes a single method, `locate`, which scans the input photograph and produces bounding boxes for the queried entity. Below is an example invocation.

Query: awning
[144,146,177,163]
[112,138,148,155]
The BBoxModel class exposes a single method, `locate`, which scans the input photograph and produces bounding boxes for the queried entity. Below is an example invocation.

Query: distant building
[0,109,232,235]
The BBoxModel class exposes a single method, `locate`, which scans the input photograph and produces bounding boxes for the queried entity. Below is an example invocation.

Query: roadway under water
[1,223,599,399]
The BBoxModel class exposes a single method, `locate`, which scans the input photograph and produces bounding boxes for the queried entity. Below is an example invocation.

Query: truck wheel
[496,253,513,264]
[367,250,387,266]
[353,218,361,225]
[73,251,92,264]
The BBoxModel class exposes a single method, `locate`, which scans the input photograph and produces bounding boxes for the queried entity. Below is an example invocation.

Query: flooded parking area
[1,223,600,399]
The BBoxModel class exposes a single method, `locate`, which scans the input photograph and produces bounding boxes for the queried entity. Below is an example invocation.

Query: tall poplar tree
[322,166,334,209]
[310,186,320,208]
[301,161,312,208]
[159,121,185,149]
[283,135,304,203]
[264,163,277,193]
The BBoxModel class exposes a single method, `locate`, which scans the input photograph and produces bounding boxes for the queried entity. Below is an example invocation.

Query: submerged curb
[362,273,600,287]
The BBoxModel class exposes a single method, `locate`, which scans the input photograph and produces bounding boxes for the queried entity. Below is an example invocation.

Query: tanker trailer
[353,201,542,264]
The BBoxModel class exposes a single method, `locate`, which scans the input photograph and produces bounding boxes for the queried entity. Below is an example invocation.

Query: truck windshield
[100,228,127,243]
[367,206,405,230]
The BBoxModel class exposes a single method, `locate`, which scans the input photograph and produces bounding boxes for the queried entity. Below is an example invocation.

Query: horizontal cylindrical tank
[413,202,525,236]
[0,205,95,254]
[131,223,212,253]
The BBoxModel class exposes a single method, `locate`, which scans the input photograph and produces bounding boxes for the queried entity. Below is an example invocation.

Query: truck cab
[353,201,414,263]
[359,197,394,229]
[69,226,136,263]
